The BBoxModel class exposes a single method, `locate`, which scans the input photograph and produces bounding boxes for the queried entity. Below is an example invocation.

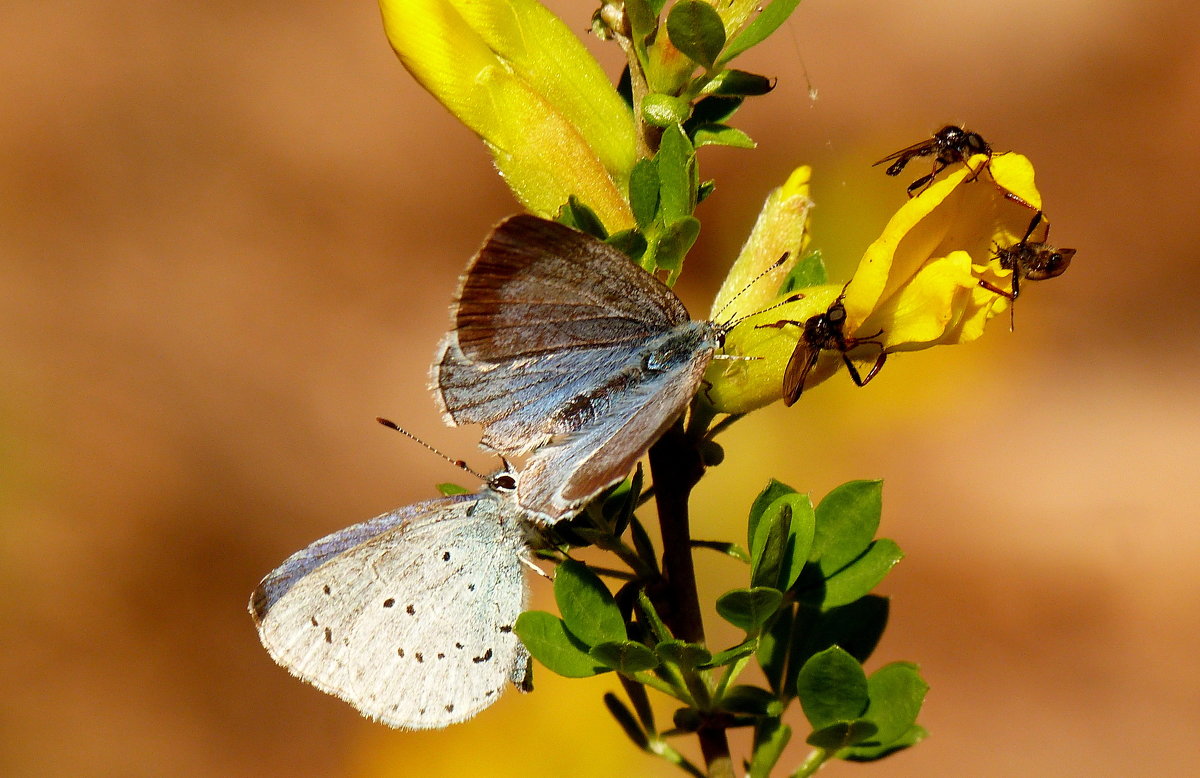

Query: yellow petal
[703,284,843,415]
[709,166,812,321]
[843,153,1044,349]
[380,0,636,230]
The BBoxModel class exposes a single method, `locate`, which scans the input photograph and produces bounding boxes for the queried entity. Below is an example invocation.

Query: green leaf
[635,591,674,644]
[696,179,715,203]
[747,479,796,545]
[629,515,659,574]
[747,479,796,548]
[623,0,659,47]
[701,69,776,96]
[796,646,869,729]
[606,229,648,261]
[703,638,758,668]
[642,93,692,128]
[558,195,608,239]
[590,640,660,673]
[600,464,644,532]
[653,216,701,274]
[688,96,743,125]
[757,602,793,694]
[435,482,470,496]
[655,124,695,224]
[750,502,789,589]
[691,124,756,149]
[690,539,751,562]
[811,480,883,574]
[719,0,804,65]
[820,539,904,609]
[754,494,815,591]
[805,720,878,750]
[629,158,660,228]
[718,684,781,716]
[655,639,712,669]
[748,718,791,778]
[842,724,928,761]
[666,0,727,69]
[857,662,928,747]
[514,611,607,677]
[798,596,889,665]
[716,587,783,632]
[603,693,651,751]
[554,559,626,646]
[780,249,829,293]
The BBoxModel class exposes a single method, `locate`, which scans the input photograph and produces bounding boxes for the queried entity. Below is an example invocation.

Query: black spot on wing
[472,648,493,663]
[383,598,395,608]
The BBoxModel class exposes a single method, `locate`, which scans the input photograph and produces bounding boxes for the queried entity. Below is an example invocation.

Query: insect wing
[450,214,690,362]
[250,492,532,729]
[515,325,718,520]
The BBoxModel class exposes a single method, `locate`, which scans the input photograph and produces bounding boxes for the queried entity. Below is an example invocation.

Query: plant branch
[649,416,733,777]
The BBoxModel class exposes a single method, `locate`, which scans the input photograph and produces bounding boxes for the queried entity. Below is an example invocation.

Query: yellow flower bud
[380,0,636,230]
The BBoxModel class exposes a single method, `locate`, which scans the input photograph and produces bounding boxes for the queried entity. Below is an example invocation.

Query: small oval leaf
[716,587,783,632]
[804,719,878,750]
[820,539,904,610]
[796,646,869,729]
[812,480,883,573]
[554,559,626,646]
[589,640,660,673]
[514,611,607,678]
[666,0,727,69]
[655,639,713,669]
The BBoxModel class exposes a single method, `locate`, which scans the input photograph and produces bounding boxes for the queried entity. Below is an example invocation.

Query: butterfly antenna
[713,251,793,323]
[375,417,489,482]
[724,291,807,331]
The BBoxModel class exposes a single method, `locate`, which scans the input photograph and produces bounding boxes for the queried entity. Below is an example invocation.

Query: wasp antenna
[375,417,488,482]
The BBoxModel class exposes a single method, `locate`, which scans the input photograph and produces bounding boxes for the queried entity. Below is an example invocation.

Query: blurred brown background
[2,0,1197,775]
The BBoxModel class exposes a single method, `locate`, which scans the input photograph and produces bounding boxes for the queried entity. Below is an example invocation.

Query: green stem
[790,748,829,778]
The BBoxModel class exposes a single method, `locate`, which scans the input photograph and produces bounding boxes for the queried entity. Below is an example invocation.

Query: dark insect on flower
[980,207,1075,328]
[757,292,887,406]
[874,125,992,197]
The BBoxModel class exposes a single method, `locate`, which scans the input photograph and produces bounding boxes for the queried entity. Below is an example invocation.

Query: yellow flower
[843,153,1042,349]
[706,153,1049,414]
[380,0,637,231]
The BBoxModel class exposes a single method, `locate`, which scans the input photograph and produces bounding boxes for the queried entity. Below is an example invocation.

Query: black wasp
[980,207,1075,328]
[757,291,887,406]
[875,125,992,196]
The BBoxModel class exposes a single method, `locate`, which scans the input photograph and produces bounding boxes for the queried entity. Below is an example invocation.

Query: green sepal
[780,249,829,293]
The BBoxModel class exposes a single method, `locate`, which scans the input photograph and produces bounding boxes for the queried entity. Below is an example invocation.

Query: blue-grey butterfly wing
[434,215,693,452]
[451,214,690,361]
[516,326,718,520]
[249,492,532,729]
[435,338,641,455]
